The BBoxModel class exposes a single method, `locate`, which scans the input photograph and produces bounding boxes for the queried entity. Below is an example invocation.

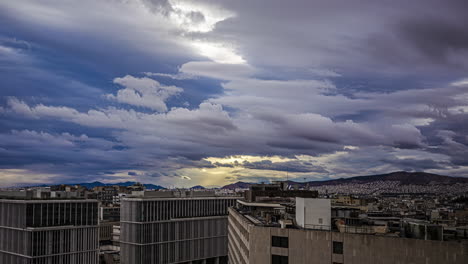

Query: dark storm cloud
[397,18,468,65]
[207,0,468,75]
[380,157,451,171]
[0,130,136,179]
[432,130,468,166]
[210,158,328,173]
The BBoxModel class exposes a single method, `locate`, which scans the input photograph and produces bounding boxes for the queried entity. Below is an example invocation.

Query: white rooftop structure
[296,198,331,230]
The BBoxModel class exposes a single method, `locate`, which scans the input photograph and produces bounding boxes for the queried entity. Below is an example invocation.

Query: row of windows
[99,223,114,241]
[0,201,98,228]
[0,202,26,228]
[121,236,227,264]
[270,235,343,254]
[0,225,99,257]
[26,202,98,227]
[121,218,228,244]
[0,228,30,255]
[0,251,98,264]
[122,198,237,222]
[31,228,99,256]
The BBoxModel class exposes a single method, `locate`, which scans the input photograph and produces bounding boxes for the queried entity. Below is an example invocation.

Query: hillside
[306,171,468,186]
[222,171,468,189]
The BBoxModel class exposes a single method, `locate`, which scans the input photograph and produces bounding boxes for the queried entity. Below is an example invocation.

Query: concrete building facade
[120,195,238,264]
[228,207,468,264]
[0,199,99,264]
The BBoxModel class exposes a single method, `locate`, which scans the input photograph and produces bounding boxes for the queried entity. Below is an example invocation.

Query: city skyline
[1,0,468,187]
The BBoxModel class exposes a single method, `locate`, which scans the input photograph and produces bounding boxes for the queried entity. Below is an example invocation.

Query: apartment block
[228,204,468,264]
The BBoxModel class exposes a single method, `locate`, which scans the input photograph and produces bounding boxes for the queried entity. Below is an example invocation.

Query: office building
[0,199,99,264]
[120,191,239,264]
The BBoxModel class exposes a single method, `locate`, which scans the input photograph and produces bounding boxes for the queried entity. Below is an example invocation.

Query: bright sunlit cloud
[451,78,468,87]
[191,41,246,64]
[0,169,58,187]
[168,0,235,33]
[205,155,294,165]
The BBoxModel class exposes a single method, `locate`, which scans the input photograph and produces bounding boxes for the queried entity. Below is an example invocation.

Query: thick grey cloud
[397,18,468,65]
[197,0,468,76]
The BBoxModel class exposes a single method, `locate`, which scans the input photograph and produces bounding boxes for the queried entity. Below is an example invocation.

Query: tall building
[0,199,99,264]
[120,191,239,264]
[228,194,468,264]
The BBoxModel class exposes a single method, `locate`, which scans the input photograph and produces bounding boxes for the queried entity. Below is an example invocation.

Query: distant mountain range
[44,181,208,190]
[23,171,468,191]
[221,171,468,189]
[58,181,167,190]
[221,181,254,190]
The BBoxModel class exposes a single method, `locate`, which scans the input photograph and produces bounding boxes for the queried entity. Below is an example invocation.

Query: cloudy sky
[1,0,468,187]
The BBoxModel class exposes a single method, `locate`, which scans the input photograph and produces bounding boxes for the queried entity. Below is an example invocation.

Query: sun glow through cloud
[162,0,245,64]
[191,41,246,64]
[204,155,295,165]
[168,0,235,33]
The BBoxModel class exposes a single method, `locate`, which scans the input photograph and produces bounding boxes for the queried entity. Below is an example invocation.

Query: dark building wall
[121,229,227,264]
[0,201,27,228]
[101,207,120,222]
[25,201,98,227]
[121,217,227,245]
[100,221,117,242]
[0,227,32,256]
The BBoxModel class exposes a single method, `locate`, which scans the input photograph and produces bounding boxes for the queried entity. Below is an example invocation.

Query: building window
[272,255,288,264]
[333,241,343,254]
[272,236,289,248]
[318,218,323,224]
